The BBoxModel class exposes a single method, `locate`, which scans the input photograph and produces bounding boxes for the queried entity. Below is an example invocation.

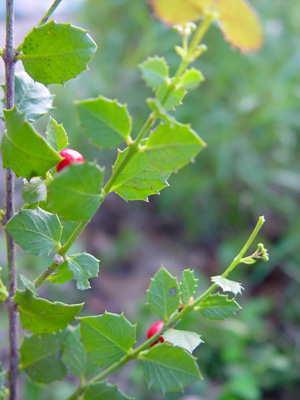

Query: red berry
[56,148,84,172]
[147,320,164,347]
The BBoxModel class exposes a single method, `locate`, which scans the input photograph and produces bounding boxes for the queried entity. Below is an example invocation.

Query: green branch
[38,0,63,26]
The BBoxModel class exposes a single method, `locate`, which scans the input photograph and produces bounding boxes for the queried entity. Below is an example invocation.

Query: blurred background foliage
[0,0,300,399]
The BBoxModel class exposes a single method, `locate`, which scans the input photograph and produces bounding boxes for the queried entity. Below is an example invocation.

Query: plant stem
[65,216,265,400]
[38,0,63,26]
[3,1,18,399]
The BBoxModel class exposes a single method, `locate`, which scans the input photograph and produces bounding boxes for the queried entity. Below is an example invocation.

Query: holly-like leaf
[199,293,241,321]
[145,121,206,172]
[19,330,68,384]
[139,343,202,394]
[147,267,180,320]
[75,96,132,149]
[211,276,244,295]
[180,68,205,90]
[157,82,186,111]
[180,269,198,305]
[4,206,62,256]
[20,20,97,85]
[109,148,170,201]
[46,260,73,284]
[83,381,133,400]
[1,108,62,180]
[14,289,83,334]
[80,312,136,367]
[46,117,68,152]
[20,275,38,296]
[22,177,47,204]
[67,253,99,290]
[62,326,99,379]
[162,329,203,353]
[139,56,169,89]
[48,162,104,221]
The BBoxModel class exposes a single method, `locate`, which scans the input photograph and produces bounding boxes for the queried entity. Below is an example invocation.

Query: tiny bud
[54,254,64,265]
[262,254,269,262]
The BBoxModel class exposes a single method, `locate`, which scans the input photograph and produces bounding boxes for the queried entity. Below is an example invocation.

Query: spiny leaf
[22,177,47,204]
[67,253,100,290]
[199,293,241,321]
[46,117,68,152]
[180,68,205,90]
[139,56,169,89]
[180,269,198,305]
[156,82,186,111]
[83,380,133,400]
[211,276,244,295]
[162,329,203,353]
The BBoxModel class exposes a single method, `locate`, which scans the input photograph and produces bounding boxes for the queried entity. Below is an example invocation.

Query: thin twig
[38,0,63,26]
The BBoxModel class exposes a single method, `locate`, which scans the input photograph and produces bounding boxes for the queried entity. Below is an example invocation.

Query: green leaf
[4,206,62,256]
[1,107,62,180]
[0,364,5,392]
[14,289,83,334]
[0,71,54,121]
[21,20,97,85]
[19,330,68,383]
[156,82,186,111]
[20,275,38,296]
[109,149,170,201]
[211,276,244,295]
[80,312,136,367]
[60,220,80,245]
[84,381,133,400]
[145,121,206,172]
[147,267,180,320]
[47,260,73,285]
[46,117,68,152]
[162,329,203,353]
[22,177,47,204]
[62,325,99,379]
[75,96,132,149]
[67,253,100,290]
[139,56,169,89]
[180,269,198,305]
[199,293,241,321]
[180,68,205,90]
[139,344,202,394]
[48,162,104,221]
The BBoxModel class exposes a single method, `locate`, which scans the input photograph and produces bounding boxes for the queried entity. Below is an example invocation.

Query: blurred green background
[1,0,300,399]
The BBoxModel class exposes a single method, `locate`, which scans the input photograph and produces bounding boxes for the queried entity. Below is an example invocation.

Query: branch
[38,0,63,26]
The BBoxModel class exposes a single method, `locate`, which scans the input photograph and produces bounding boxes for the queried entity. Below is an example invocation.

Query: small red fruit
[147,320,164,347]
[56,148,84,172]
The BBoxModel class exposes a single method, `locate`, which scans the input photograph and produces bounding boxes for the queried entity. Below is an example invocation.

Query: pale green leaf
[199,293,241,321]
[139,56,169,89]
[180,68,205,90]
[80,312,136,367]
[139,344,202,394]
[162,329,203,353]
[4,206,62,256]
[14,289,83,334]
[20,275,38,296]
[1,107,62,180]
[147,267,180,320]
[109,149,170,201]
[19,330,68,383]
[48,162,104,221]
[62,325,99,379]
[21,20,97,85]
[75,96,132,149]
[180,269,198,305]
[83,381,133,400]
[67,253,99,290]
[211,276,244,295]
[145,121,206,172]
[46,117,68,152]
[60,220,80,245]
[46,260,73,284]
[22,177,47,204]
[157,82,186,111]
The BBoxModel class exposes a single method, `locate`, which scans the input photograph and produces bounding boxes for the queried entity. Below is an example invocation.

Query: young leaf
[139,343,202,394]
[145,121,206,172]
[62,326,99,379]
[75,96,132,149]
[4,206,62,256]
[0,71,54,121]
[19,330,68,384]
[45,117,68,152]
[199,293,241,321]
[47,260,73,285]
[22,177,47,204]
[83,380,133,400]
[156,82,186,111]
[139,56,169,89]
[211,275,244,295]
[147,267,180,320]
[20,275,38,296]
[21,20,97,85]
[162,329,203,353]
[180,269,198,305]
[109,149,170,201]
[48,162,104,221]
[80,312,136,367]
[180,68,205,90]
[66,253,100,290]
[1,107,62,180]
[14,289,83,334]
